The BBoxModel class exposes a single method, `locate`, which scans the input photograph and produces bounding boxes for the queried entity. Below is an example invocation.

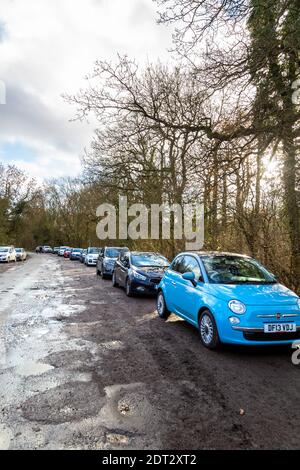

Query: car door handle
[171,281,177,286]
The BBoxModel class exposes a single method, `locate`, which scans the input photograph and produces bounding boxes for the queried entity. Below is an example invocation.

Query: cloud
[0,0,173,180]
[0,21,7,42]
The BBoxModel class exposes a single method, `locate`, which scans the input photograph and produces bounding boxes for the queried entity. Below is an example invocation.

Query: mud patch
[45,350,95,371]
[22,381,105,424]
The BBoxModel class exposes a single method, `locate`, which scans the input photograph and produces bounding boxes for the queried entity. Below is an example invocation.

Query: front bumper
[217,306,300,345]
[86,258,97,266]
[103,265,115,276]
[130,277,162,294]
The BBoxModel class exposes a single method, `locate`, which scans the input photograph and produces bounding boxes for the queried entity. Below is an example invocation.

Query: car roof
[178,251,251,258]
[129,251,166,256]
[105,246,129,250]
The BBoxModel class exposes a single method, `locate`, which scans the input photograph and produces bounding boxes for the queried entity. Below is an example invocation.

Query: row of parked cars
[41,244,300,349]
[0,246,27,262]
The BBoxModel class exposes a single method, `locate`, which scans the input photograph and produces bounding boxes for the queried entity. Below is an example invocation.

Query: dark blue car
[70,248,83,261]
[112,251,170,296]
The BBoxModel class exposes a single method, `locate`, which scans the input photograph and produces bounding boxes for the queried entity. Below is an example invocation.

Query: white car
[42,246,53,253]
[15,248,27,261]
[58,246,70,256]
[85,247,101,266]
[0,246,17,263]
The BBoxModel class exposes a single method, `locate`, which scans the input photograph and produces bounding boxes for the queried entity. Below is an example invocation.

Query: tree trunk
[282,137,300,292]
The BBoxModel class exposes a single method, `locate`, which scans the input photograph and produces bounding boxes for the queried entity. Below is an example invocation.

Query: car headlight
[228,300,246,314]
[133,271,147,281]
[297,299,300,309]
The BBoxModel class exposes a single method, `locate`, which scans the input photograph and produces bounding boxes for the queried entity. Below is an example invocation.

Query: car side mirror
[182,272,197,287]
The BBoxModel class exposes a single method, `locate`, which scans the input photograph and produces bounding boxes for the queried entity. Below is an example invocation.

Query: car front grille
[243,331,300,342]
[150,278,161,284]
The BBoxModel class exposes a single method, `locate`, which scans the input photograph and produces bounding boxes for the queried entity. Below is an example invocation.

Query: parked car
[35,246,42,253]
[70,248,83,260]
[79,249,87,263]
[42,245,53,253]
[15,248,27,261]
[85,247,101,266]
[157,251,300,349]
[58,246,70,256]
[96,246,129,278]
[53,247,60,255]
[63,248,72,258]
[113,251,170,296]
[0,246,17,263]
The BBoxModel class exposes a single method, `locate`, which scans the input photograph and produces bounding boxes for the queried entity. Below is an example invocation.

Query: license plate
[264,323,296,333]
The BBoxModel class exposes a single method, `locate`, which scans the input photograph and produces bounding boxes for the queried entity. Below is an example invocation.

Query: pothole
[106,433,129,445]
[45,350,94,370]
[22,381,105,424]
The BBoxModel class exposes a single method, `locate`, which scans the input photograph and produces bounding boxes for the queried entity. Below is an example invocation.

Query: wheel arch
[198,306,214,323]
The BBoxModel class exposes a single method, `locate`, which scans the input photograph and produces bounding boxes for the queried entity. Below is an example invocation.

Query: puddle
[0,424,13,450]
[16,360,54,377]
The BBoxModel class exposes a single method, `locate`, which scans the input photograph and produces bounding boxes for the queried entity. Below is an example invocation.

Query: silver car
[15,248,27,261]
[85,247,101,266]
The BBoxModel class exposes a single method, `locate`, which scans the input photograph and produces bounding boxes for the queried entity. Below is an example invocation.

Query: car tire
[125,278,134,297]
[156,291,170,319]
[198,310,220,350]
[112,271,119,287]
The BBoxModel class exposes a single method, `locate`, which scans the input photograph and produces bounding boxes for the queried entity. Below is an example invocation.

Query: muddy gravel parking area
[0,254,299,449]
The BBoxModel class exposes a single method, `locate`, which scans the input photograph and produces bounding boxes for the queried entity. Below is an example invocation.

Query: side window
[171,256,183,273]
[121,253,130,267]
[181,255,202,280]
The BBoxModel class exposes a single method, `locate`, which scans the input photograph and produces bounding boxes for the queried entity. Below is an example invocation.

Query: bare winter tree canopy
[2,0,299,292]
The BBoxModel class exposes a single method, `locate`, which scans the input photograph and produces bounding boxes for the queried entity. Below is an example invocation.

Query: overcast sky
[0,0,173,181]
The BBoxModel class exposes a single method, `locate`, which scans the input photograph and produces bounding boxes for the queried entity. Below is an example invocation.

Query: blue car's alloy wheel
[199,310,220,349]
[157,291,170,319]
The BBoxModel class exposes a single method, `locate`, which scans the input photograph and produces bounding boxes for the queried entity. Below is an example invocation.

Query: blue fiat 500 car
[157,252,300,349]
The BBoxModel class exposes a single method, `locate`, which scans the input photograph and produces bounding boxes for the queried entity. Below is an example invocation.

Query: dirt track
[0,253,299,449]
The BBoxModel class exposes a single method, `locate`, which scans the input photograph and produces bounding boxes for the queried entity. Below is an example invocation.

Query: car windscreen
[72,249,82,252]
[105,248,127,258]
[15,249,23,252]
[88,248,101,254]
[201,255,277,284]
[131,253,169,267]
[0,248,9,252]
